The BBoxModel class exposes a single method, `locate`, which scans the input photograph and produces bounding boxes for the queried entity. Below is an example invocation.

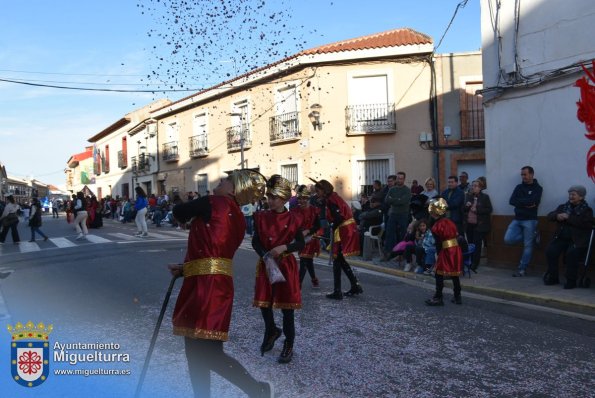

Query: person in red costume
[425,198,464,306]
[252,174,305,364]
[291,184,321,288]
[168,169,273,398]
[312,179,363,300]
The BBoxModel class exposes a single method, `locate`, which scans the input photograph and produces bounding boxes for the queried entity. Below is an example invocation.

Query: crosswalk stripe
[85,234,113,244]
[50,238,77,248]
[108,233,142,241]
[154,229,189,237]
[19,242,40,253]
[145,232,184,240]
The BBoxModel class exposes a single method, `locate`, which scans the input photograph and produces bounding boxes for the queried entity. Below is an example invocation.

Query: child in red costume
[252,175,305,364]
[291,184,321,288]
[425,198,463,306]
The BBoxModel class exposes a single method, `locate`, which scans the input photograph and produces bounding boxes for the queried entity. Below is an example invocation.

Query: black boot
[543,272,560,286]
[260,327,281,356]
[277,340,293,364]
[450,296,462,305]
[425,296,444,306]
[344,284,363,297]
[326,291,343,300]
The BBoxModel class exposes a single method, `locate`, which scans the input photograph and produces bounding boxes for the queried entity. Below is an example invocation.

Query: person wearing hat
[425,198,463,306]
[313,178,363,299]
[168,169,272,397]
[252,174,305,364]
[544,185,593,289]
[291,184,321,288]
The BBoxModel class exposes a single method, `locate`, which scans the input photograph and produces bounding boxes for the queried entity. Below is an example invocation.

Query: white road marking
[85,234,113,244]
[19,242,40,253]
[50,238,77,248]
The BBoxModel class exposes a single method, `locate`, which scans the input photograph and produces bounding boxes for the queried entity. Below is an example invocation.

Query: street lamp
[229,112,245,169]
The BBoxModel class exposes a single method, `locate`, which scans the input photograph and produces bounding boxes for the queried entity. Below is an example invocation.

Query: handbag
[263,253,286,284]
[2,213,18,227]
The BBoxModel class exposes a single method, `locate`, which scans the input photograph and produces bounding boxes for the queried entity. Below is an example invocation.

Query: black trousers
[184,338,262,398]
[434,274,461,299]
[261,307,295,344]
[0,221,19,243]
[466,224,487,268]
[332,251,358,292]
[299,257,317,283]
[546,238,586,282]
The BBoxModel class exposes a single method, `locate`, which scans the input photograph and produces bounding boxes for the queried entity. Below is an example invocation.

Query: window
[163,122,180,161]
[104,145,110,173]
[346,73,396,133]
[354,158,390,198]
[280,164,298,187]
[196,173,208,195]
[119,137,128,168]
[122,183,130,199]
[190,113,208,157]
[270,85,300,142]
[460,81,484,141]
[227,100,251,150]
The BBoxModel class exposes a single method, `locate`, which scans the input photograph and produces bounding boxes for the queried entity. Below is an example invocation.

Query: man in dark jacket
[544,185,593,289]
[504,166,543,276]
[441,175,465,235]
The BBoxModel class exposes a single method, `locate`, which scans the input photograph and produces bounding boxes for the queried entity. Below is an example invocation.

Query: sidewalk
[321,253,595,317]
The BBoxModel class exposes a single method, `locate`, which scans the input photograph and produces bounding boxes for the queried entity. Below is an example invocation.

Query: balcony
[131,154,148,174]
[117,150,127,169]
[189,135,208,158]
[162,141,179,162]
[345,103,397,134]
[101,156,110,174]
[226,124,251,152]
[269,111,300,143]
[460,109,485,144]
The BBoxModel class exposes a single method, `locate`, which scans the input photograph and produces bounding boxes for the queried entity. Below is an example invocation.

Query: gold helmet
[266,174,292,201]
[428,198,448,217]
[296,184,310,198]
[228,169,266,206]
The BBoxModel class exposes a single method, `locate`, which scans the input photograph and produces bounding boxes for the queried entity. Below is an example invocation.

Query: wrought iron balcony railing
[226,124,251,151]
[162,141,179,162]
[460,109,485,141]
[345,103,397,134]
[117,150,127,168]
[131,154,148,174]
[189,135,208,158]
[269,111,300,143]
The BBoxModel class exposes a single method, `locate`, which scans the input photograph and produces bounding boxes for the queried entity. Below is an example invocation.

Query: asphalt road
[1,215,594,397]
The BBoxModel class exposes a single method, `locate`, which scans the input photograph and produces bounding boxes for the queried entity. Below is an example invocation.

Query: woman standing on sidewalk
[73,192,88,240]
[463,179,493,272]
[134,186,149,237]
[28,197,49,242]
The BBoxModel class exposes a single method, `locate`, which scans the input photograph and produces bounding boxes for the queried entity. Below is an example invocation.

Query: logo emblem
[7,321,52,387]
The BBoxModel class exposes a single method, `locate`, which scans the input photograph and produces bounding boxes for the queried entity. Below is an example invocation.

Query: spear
[134,274,179,398]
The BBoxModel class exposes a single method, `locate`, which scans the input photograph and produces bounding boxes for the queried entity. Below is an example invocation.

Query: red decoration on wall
[575,60,595,181]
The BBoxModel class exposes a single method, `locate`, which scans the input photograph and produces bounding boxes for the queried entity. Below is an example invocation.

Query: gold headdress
[228,169,266,206]
[266,174,292,201]
[428,198,448,217]
[296,184,310,198]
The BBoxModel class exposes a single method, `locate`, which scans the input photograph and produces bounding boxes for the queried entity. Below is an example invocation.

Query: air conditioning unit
[147,124,157,137]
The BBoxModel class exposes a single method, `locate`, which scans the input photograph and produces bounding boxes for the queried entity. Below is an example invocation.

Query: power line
[0,77,197,93]
[0,68,147,77]
[434,0,470,53]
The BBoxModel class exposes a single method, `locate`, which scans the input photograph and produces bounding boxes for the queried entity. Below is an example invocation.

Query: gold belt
[184,258,233,278]
[333,218,356,243]
[442,238,458,249]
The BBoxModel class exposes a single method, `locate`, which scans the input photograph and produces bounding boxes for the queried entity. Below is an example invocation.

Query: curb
[319,254,595,317]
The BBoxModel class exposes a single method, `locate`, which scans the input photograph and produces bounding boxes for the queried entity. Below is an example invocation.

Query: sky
[0,0,480,187]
